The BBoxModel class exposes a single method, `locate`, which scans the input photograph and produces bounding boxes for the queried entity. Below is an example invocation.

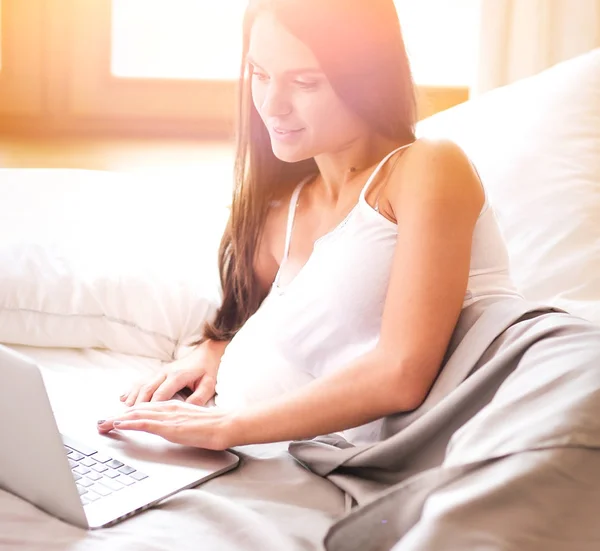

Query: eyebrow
[246,55,323,76]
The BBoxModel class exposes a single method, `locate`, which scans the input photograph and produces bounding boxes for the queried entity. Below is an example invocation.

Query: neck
[312,134,405,206]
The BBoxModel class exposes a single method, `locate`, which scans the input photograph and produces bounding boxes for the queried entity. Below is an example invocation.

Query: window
[0,0,479,134]
[110,0,480,86]
[395,0,481,86]
[111,0,246,81]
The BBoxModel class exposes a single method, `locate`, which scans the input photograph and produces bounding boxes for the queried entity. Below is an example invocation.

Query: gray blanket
[289,297,600,551]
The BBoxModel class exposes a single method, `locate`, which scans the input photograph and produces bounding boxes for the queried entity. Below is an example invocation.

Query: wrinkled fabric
[289,298,600,550]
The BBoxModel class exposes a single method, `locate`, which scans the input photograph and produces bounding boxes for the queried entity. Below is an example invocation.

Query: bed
[0,48,599,550]
[0,345,346,551]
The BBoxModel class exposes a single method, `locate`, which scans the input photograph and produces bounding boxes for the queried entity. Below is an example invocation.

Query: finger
[186,375,216,406]
[126,400,182,413]
[151,374,188,403]
[131,373,168,406]
[123,380,147,406]
[110,419,168,436]
[97,408,171,432]
[121,385,140,406]
[122,373,167,405]
[97,401,188,433]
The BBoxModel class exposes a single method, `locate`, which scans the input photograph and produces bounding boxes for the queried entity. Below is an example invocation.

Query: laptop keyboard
[62,435,149,506]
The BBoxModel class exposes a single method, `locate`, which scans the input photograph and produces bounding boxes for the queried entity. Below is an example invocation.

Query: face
[247,12,368,163]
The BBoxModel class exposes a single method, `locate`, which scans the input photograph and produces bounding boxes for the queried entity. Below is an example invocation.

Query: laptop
[0,344,240,529]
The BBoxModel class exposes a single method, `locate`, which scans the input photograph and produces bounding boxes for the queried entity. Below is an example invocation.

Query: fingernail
[97,419,105,425]
[113,421,122,426]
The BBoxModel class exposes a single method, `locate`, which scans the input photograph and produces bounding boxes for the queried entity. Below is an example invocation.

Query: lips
[269,126,306,144]
[273,127,304,134]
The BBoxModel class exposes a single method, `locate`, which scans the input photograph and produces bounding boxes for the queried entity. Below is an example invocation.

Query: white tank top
[214,143,522,444]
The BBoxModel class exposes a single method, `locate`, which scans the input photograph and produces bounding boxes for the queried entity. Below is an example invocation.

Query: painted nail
[97,419,106,425]
[113,421,122,426]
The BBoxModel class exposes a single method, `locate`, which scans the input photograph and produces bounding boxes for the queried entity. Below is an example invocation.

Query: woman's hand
[121,339,229,407]
[97,401,238,451]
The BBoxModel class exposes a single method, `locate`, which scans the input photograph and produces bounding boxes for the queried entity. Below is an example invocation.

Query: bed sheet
[0,344,346,551]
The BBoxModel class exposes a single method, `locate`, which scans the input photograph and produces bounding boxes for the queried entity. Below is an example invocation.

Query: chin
[272,151,306,163]
[271,144,312,164]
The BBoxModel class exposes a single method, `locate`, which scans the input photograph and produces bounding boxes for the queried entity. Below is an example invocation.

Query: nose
[261,83,293,118]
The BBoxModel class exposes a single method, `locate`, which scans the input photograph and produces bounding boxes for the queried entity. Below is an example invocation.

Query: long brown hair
[201,0,417,343]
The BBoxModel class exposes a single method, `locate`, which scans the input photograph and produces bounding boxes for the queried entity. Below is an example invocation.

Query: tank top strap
[273,176,311,287]
[467,158,490,215]
[359,142,414,204]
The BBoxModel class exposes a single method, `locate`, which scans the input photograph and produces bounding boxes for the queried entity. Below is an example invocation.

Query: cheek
[302,93,359,143]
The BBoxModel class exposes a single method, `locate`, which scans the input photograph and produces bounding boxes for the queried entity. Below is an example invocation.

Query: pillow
[2,50,598,360]
[0,168,230,360]
[417,48,600,325]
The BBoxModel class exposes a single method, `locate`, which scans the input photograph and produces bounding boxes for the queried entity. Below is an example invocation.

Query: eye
[249,65,269,82]
[294,79,318,90]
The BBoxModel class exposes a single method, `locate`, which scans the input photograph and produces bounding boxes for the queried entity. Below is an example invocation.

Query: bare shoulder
[400,137,483,186]
[390,137,485,217]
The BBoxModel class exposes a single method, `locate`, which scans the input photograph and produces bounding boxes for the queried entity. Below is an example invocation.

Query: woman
[98,0,521,448]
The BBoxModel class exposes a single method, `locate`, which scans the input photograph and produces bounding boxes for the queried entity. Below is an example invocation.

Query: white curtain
[472,0,600,95]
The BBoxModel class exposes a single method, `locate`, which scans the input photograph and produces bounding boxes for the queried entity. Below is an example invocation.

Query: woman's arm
[228,348,415,445]
[182,338,230,372]
[100,139,484,449]
[121,337,231,406]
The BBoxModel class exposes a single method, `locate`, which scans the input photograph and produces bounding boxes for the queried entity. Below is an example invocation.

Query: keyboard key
[73,465,91,476]
[85,490,101,502]
[129,471,149,481]
[115,474,136,486]
[68,450,85,461]
[68,458,77,469]
[91,463,108,473]
[90,453,112,464]
[76,484,88,496]
[79,477,95,488]
[87,472,102,481]
[81,458,97,467]
[81,495,91,505]
[61,435,98,457]
[118,465,135,475]
[90,484,112,497]
[106,459,124,469]
[98,478,124,491]
[104,469,120,479]
[72,473,82,482]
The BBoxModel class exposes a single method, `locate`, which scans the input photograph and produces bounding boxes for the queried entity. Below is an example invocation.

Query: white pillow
[417,48,600,325]
[0,168,230,360]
